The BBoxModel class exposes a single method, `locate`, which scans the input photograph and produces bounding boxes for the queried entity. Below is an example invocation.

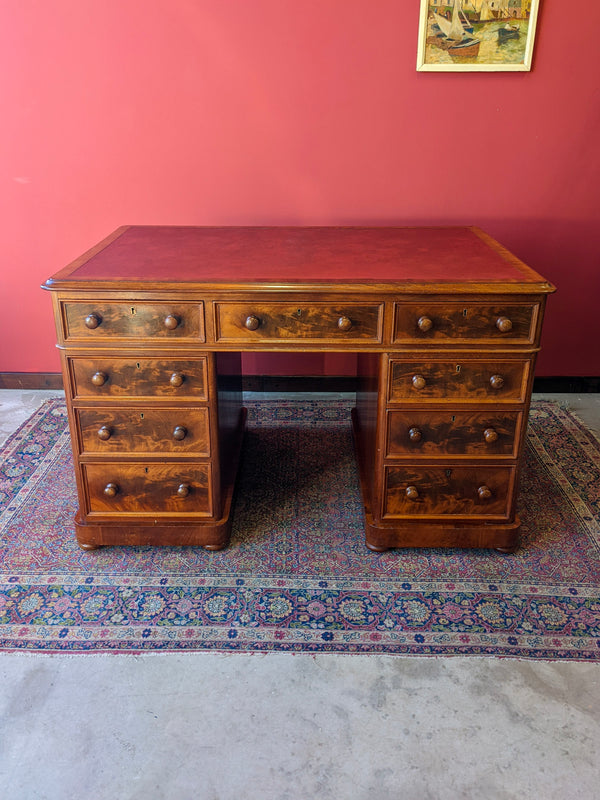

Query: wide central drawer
[68,357,209,400]
[76,407,210,456]
[386,410,523,458]
[214,302,383,344]
[383,465,515,520]
[388,359,530,403]
[83,462,213,516]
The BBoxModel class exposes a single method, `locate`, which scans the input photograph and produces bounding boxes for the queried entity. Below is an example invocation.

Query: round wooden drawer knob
[170,372,185,387]
[478,485,492,501]
[164,314,180,330]
[91,371,108,387]
[489,374,505,390]
[173,426,187,441]
[412,375,427,390]
[405,486,420,501]
[496,316,513,333]
[337,316,353,332]
[408,427,422,443]
[97,426,112,441]
[483,428,498,443]
[245,315,260,331]
[84,313,102,330]
[417,315,433,333]
[177,483,190,497]
[103,483,119,498]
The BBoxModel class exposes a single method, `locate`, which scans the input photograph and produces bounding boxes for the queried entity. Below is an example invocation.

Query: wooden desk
[43,226,554,552]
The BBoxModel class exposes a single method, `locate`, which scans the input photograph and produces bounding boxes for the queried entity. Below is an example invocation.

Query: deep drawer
[61,301,205,342]
[214,302,383,344]
[68,357,209,400]
[76,407,210,457]
[83,462,213,517]
[383,465,515,520]
[386,410,523,458]
[388,359,530,403]
[393,301,539,345]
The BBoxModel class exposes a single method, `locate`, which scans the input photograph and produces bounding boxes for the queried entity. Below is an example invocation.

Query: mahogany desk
[44,226,554,552]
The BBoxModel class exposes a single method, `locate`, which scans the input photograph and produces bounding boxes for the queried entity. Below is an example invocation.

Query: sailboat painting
[417,0,540,71]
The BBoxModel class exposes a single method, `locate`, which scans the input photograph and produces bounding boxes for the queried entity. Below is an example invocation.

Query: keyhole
[451,415,456,422]
[131,307,136,315]
[462,309,468,317]
[297,309,302,316]
[140,413,144,420]
[456,365,461,373]
[136,362,141,370]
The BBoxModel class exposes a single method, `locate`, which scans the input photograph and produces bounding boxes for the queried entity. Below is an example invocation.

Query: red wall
[1,1,598,377]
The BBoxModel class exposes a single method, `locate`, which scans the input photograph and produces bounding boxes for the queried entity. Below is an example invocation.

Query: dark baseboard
[241,375,360,392]
[1,372,599,393]
[532,376,600,393]
[0,372,64,390]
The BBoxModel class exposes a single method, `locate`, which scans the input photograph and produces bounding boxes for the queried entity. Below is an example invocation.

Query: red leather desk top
[45,226,552,290]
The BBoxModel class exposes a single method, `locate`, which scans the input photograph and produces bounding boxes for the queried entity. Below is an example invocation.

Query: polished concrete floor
[1,389,599,800]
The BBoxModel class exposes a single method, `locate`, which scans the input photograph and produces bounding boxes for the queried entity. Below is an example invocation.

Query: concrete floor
[1,389,599,800]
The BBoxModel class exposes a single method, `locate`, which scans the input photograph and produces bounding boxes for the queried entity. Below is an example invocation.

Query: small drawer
[69,357,209,401]
[393,302,538,345]
[83,462,213,517]
[386,410,523,459]
[61,301,205,342]
[388,359,530,403]
[214,302,383,344]
[76,407,210,457]
[383,465,515,520]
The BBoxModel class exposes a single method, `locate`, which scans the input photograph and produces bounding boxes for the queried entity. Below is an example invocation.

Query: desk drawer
[62,301,205,342]
[76,407,210,457]
[83,462,213,516]
[388,359,530,403]
[69,357,209,400]
[214,302,383,344]
[393,302,538,345]
[386,410,522,458]
[383,465,514,520]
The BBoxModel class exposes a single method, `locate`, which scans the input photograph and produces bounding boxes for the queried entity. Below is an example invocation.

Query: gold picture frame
[417,0,540,72]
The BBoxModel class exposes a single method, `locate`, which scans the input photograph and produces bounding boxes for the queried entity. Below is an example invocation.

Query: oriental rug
[0,397,599,659]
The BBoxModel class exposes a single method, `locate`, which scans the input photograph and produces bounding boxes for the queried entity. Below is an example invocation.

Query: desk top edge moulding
[43,226,555,553]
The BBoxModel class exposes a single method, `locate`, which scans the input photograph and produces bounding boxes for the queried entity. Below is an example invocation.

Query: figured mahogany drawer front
[69,358,208,400]
[383,466,514,520]
[83,463,212,516]
[386,411,522,458]
[76,407,210,457]
[388,359,530,403]
[393,302,538,345]
[62,302,205,342]
[214,303,383,343]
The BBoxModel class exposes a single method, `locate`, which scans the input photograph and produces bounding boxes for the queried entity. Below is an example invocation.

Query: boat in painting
[429,0,481,58]
[498,22,520,42]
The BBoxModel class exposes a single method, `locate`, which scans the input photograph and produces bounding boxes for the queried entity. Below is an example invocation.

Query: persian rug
[0,397,599,659]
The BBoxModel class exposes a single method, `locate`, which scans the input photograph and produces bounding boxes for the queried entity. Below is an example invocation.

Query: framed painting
[417,0,540,72]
